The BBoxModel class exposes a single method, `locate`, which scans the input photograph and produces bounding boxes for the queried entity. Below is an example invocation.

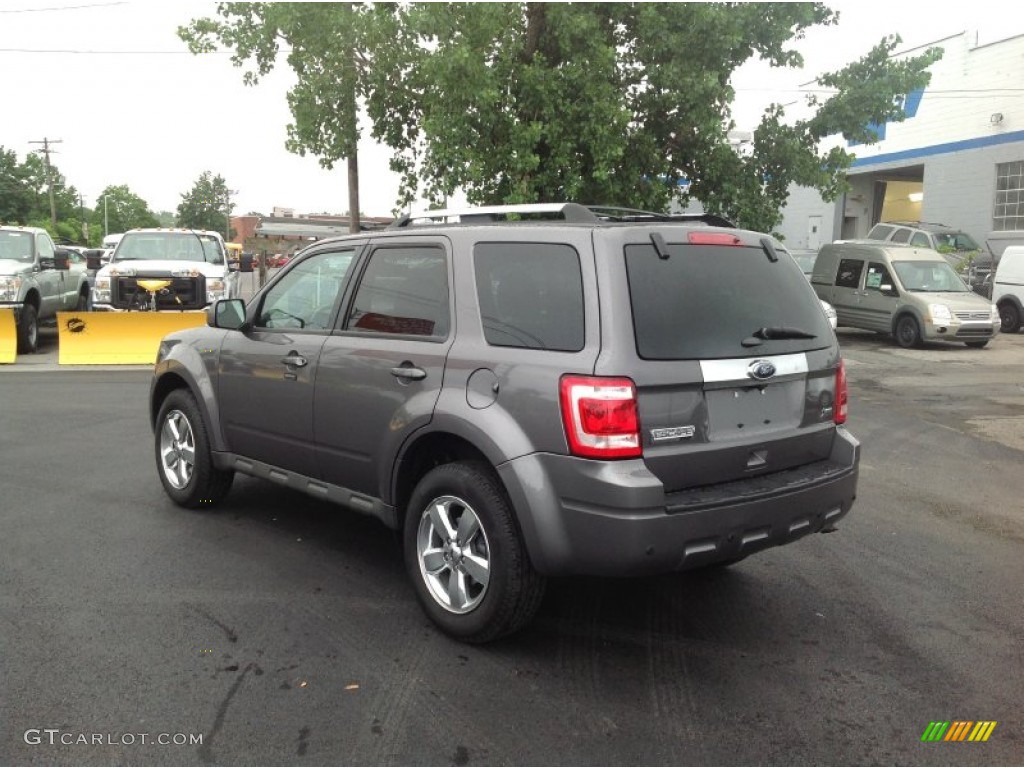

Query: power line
[0,1,126,12]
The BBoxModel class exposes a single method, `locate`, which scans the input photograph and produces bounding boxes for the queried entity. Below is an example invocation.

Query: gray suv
[149,203,860,642]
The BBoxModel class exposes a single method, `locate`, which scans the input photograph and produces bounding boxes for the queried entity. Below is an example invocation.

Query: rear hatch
[603,231,842,493]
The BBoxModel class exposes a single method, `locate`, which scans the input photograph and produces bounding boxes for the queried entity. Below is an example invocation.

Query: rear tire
[154,389,233,508]
[16,303,38,354]
[403,462,546,643]
[894,315,922,349]
[999,303,1021,333]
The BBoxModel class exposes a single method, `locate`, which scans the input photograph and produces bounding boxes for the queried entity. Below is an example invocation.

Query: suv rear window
[474,242,584,351]
[624,243,832,360]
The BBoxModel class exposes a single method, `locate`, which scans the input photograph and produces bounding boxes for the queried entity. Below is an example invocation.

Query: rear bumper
[499,427,860,577]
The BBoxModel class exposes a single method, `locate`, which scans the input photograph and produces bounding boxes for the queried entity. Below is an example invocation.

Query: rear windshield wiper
[749,326,817,341]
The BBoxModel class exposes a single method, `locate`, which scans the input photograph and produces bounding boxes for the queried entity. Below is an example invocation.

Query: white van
[992,245,1024,333]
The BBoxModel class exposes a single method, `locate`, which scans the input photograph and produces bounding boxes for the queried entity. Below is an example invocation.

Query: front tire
[894,315,922,349]
[965,340,989,349]
[16,303,38,354]
[155,389,233,508]
[999,303,1021,333]
[403,462,546,643]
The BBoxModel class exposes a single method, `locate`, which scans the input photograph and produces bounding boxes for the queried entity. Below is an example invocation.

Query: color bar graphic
[921,721,996,742]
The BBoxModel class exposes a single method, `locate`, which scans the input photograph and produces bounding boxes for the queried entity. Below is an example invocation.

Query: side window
[474,242,584,352]
[910,232,930,248]
[890,228,911,244]
[257,249,355,330]
[867,225,893,241]
[864,262,894,291]
[36,234,54,260]
[835,258,865,289]
[345,246,449,338]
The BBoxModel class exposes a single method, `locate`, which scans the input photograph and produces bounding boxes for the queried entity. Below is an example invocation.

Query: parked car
[150,203,860,643]
[991,245,1024,333]
[0,225,91,352]
[865,220,992,292]
[811,240,999,348]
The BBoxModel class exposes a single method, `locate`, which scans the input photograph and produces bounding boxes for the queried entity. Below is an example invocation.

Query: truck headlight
[0,276,22,302]
[928,304,952,324]
[207,278,226,302]
[93,277,111,304]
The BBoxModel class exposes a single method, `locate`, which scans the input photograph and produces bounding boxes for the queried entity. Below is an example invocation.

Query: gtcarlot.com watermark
[24,729,203,747]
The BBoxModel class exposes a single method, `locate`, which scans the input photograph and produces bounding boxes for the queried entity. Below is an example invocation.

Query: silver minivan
[812,241,1000,348]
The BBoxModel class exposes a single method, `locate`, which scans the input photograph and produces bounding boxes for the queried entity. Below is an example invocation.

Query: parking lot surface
[1,330,1022,765]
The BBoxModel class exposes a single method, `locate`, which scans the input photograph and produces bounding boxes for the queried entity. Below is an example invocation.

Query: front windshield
[892,260,969,292]
[0,231,34,262]
[933,232,980,251]
[113,232,224,264]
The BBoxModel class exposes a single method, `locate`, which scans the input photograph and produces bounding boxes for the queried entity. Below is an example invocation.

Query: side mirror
[53,250,71,270]
[208,298,247,330]
[880,284,898,297]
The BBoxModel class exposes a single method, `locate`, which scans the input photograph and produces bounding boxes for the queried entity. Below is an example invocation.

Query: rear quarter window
[868,224,894,240]
[624,242,833,360]
[474,242,584,351]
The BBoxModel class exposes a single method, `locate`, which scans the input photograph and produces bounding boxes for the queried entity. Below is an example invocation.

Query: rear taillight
[834,359,848,425]
[559,376,641,459]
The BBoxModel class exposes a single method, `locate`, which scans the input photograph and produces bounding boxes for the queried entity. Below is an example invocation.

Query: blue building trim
[850,129,1024,169]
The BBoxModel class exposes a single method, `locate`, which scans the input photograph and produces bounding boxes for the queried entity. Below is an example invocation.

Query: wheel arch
[22,287,40,310]
[150,363,228,452]
[391,431,495,531]
[890,307,924,336]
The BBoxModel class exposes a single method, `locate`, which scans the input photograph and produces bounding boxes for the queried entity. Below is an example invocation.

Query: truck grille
[111,274,206,310]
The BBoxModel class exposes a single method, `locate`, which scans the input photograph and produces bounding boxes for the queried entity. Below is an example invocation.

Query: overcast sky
[1,1,1020,219]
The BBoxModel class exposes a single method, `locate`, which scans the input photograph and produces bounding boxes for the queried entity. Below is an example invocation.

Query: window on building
[994,161,1024,231]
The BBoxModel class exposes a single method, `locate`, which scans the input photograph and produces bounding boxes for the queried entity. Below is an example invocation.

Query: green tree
[180,3,940,232]
[179,3,369,232]
[94,184,160,236]
[176,171,233,236]
[0,146,36,224]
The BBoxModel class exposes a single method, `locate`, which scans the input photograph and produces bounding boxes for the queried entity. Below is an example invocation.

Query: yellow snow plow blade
[57,311,207,365]
[0,308,16,363]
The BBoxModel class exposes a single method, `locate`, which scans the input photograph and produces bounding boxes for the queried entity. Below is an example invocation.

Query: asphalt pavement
[1,330,1022,765]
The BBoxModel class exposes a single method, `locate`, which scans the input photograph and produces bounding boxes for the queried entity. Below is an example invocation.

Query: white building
[776,31,1024,254]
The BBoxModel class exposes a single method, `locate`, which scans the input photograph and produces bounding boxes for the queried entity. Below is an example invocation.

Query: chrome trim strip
[700,352,809,384]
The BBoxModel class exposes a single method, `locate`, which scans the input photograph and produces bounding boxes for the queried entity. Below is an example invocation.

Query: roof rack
[389,202,735,228]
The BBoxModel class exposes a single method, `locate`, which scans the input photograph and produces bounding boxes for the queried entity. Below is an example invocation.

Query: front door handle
[281,353,308,368]
[391,365,426,381]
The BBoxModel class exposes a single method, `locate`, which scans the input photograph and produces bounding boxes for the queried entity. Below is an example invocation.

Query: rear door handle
[281,354,308,368]
[391,365,426,381]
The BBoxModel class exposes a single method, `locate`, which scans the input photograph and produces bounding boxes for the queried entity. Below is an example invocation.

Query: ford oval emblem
[747,360,777,380]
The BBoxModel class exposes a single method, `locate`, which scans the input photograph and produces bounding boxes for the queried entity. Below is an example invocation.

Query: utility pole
[225,189,238,242]
[29,137,62,230]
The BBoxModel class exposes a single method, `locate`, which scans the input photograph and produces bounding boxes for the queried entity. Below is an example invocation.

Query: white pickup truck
[0,225,92,353]
[92,228,240,312]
